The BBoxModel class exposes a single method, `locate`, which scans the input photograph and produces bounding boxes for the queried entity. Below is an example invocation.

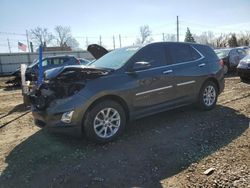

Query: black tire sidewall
[83,100,126,143]
[198,81,218,110]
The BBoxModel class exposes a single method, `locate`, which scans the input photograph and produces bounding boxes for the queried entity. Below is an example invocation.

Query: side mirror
[132,61,151,72]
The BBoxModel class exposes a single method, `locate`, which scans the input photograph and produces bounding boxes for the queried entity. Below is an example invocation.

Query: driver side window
[131,45,166,68]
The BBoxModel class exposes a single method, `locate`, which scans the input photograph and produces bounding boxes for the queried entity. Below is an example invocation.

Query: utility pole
[177,16,179,42]
[85,37,89,48]
[26,30,30,52]
[119,34,121,48]
[99,35,102,46]
[30,42,34,53]
[7,38,11,53]
[113,35,115,49]
[162,33,165,41]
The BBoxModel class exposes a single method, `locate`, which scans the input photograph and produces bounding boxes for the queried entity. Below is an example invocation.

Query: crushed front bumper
[32,106,82,137]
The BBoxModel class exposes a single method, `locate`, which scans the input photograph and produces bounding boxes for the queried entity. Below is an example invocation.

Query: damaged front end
[28,65,110,111]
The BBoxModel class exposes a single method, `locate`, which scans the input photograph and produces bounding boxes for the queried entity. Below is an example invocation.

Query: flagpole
[26,30,30,52]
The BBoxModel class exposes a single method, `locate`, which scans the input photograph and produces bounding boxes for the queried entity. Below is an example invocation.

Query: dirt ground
[0,75,249,188]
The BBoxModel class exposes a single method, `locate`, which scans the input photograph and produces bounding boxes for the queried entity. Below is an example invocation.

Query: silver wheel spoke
[97,127,105,135]
[103,127,108,137]
[94,122,103,129]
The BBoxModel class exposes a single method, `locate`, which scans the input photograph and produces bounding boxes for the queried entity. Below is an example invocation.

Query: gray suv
[29,42,224,143]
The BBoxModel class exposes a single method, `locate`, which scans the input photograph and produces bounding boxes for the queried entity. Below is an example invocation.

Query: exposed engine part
[28,66,110,110]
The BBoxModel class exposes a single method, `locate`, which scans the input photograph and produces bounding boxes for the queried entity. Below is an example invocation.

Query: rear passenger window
[62,58,69,63]
[131,44,166,68]
[53,58,61,65]
[169,44,194,64]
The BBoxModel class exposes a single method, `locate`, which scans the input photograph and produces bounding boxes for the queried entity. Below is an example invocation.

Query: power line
[0,31,26,36]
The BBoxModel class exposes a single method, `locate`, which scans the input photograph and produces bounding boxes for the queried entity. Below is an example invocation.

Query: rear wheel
[197,81,218,110]
[83,100,126,143]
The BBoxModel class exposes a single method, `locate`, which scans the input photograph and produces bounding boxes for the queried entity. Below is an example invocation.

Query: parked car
[6,55,82,85]
[215,48,247,74]
[25,55,83,81]
[237,54,250,81]
[29,42,224,143]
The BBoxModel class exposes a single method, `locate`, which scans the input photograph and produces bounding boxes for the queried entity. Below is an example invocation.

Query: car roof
[45,55,75,59]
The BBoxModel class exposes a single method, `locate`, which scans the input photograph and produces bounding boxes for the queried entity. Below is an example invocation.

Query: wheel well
[83,95,130,125]
[203,77,220,92]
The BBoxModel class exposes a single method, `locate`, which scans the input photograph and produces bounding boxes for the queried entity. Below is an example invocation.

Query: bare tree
[30,27,54,46]
[66,37,80,50]
[136,25,153,44]
[54,26,71,47]
[237,31,250,46]
[193,31,215,47]
[164,34,176,42]
[215,33,229,48]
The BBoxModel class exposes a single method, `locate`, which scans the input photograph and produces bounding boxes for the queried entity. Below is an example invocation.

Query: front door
[128,43,175,111]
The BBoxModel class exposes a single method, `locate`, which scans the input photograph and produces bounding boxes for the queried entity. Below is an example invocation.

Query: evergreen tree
[228,34,238,47]
[184,27,196,43]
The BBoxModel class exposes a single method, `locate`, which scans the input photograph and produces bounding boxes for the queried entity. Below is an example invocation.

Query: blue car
[25,55,81,81]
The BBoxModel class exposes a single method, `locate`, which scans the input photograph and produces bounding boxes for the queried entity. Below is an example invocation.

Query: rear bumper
[32,107,82,137]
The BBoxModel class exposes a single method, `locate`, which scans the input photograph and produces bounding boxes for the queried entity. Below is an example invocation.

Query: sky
[0,0,250,52]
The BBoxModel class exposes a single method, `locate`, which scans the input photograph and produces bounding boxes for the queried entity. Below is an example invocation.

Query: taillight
[219,59,224,66]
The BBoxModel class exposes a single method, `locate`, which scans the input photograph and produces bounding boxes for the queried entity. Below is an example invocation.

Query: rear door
[129,43,175,111]
[166,43,206,101]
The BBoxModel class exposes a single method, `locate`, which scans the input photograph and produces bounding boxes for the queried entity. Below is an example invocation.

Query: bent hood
[44,65,112,80]
[87,44,109,59]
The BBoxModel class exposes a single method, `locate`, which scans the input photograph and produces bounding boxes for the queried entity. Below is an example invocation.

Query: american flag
[18,42,27,52]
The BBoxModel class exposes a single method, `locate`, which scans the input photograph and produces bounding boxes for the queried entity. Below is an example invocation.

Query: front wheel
[83,100,126,143]
[197,81,218,110]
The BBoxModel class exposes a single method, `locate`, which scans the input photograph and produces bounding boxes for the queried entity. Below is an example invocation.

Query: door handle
[163,70,173,74]
[198,63,206,67]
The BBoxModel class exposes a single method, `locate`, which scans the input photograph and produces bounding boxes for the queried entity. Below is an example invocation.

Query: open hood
[44,65,111,80]
[87,44,109,59]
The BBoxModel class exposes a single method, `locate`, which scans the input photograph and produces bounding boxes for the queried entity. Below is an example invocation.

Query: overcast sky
[0,0,249,52]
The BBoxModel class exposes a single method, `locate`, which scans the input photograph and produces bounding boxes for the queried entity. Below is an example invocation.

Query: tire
[197,81,218,110]
[83,100,126,143]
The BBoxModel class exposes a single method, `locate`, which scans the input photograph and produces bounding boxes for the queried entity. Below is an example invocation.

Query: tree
[54,26,71,47]
[164,34,176,42]
[66,37,80,50]
[184,27,196,43]
[237,31,250,46]
[30,27,54,46]
[136,25,153,44]
[193,31,215,47]
[215,33,229,47]
[228,33,238,47]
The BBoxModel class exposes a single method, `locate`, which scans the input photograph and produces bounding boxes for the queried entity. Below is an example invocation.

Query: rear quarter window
[195,45,218,60]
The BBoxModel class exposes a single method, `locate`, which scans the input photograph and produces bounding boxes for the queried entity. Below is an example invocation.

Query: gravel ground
[0,75,249,188]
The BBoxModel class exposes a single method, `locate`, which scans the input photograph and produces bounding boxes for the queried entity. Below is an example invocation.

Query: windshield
[28,59,38,68]
[215,49,230,59]
[90,46,141,69]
